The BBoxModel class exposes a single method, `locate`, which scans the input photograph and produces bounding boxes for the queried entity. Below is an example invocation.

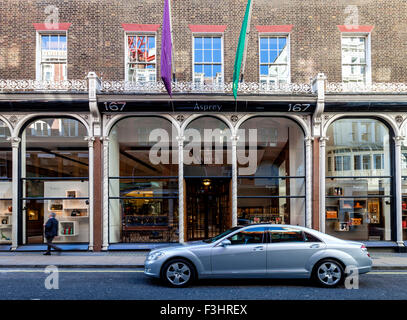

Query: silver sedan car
[144,224,372,288]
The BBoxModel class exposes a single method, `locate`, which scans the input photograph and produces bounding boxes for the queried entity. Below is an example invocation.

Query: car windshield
[202,227,243,243]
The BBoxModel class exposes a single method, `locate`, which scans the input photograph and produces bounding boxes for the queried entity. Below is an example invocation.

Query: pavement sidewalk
[1,251,407,269]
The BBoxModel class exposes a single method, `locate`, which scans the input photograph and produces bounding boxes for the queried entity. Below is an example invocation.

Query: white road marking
[0,269,144,273]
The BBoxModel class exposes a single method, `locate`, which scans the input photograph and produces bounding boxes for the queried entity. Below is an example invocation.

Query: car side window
[269,227,305,243]
[304,232,322,242]
[227,227,265,245]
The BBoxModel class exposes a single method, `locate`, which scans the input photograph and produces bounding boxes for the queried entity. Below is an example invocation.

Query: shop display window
[109,117,179,243]
[21,118,89,244]
[325,118,392,241]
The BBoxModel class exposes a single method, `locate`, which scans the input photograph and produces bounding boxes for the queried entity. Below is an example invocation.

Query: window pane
[194,37,203,49]
[354,155,361,170]
[204,64,212,77]
[335,156,342,171]
[260,37,268,49]
[212,37,221,49]
[326,178,391,197]
[269,50,278,63]
[343,156,351,171]
[50,35,59,50]
[213,49,222,63]
[238,197,305,226]
[213,64,222,79]
[260,50,268,63]
[41,35,50,50]
[269,37,277,50]
[278,37,287,50]
[363,155,371,170]
[59,35,67,51]
[203,37,212,49]
[238,178,305,197]
[203,49,212,63]
[304,232,322,242]
[194,49,203,63]
[325,197,391,241]
[326,119,390,176]
[260,65,268,75]
[269,227,304,243]
[227,227,265,245]
[109,179,178,198]
[194,64,203,74]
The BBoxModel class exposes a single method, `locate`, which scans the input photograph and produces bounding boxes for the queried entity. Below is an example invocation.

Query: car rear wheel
[161,259,195,287]
[313,259,344,288]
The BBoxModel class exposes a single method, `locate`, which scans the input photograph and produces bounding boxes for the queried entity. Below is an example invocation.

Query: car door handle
[310,244,320,248]
[253,246,264,251]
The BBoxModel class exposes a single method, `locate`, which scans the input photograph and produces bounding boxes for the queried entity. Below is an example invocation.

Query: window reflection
[326,118,392,241]
[109,117,179,243]
[237,117,305,226]
[21,118,89,244]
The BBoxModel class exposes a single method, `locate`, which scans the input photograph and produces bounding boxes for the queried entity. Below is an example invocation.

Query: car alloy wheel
[165,261,192,286]
[316,260,343,287]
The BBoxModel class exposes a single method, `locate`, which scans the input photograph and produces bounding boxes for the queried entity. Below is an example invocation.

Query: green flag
[232,0,252,99]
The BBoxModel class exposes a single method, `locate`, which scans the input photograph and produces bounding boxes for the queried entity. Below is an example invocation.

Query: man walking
[44,212,62,255]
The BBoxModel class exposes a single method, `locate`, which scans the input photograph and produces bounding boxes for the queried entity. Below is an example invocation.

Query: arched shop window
[325,118,392,241]
[0,121,12,244]
[237,117,305,226]
[109,117,178,243]
[21,118,89,244]
[183,117,232,241]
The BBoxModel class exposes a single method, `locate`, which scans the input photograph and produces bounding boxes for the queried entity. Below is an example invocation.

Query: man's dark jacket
[44,217,59,239]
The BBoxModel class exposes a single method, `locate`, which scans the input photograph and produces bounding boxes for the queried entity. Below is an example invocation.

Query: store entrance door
[186,178,231,241]
[24,200,44,244]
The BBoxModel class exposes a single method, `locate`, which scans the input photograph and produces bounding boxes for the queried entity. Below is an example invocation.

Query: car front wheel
[313,259,344,288]
[161,259,195,287]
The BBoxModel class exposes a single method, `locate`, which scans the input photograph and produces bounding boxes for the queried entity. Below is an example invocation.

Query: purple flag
[161,0,172,97]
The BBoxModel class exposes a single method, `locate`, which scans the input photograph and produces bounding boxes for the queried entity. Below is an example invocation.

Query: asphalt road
[1,268,407,300]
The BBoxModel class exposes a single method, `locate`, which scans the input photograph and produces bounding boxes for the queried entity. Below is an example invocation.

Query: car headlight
[147,251,165,261]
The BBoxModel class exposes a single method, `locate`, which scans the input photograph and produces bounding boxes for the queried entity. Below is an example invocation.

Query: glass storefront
[0,121,12,244]
[184,117,231,240]
[325,118,392,241]
[21,118,89,244]
[237,117,305,226]
[108,117,179,243]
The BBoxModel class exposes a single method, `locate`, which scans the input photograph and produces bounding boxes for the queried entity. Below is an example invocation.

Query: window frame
[340,33,371,85]
[258,32,291,85]
[192,33,224,86]
[124,31,158,83]
[36,31,68,81]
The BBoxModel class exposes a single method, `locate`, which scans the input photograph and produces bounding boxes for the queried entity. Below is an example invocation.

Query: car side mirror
[220,239,231,247]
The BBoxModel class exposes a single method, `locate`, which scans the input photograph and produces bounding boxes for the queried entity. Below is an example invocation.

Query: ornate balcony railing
[100,80,313,95]
[326,82,407,93]
[4,79,407,95]
[0,79,88,92]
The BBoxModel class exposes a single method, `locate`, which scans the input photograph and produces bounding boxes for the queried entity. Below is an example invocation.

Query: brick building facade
[1,0,407,251]
[1,0,407,82]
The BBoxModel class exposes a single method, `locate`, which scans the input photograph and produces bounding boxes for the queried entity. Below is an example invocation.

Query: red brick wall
[0,0,406,83]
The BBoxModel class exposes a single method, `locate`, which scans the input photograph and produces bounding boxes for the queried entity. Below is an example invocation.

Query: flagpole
[232,0,252,99]
[240,0,253,81]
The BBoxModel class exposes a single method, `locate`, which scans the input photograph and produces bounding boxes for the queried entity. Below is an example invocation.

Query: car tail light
[361,244,370,257]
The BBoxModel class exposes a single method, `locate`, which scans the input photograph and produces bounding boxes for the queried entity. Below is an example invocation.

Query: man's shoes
[43,252,51,255]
